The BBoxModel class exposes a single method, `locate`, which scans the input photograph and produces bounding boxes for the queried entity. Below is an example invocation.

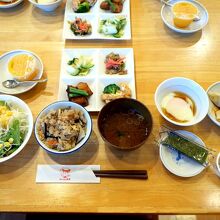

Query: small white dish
[206,81,220,127]
[0,95,33,163]
[98,0,129,14]
[63,14,97,40]
[0,50,43,95]
[58,48,136,112]
[155,77,209,126]
[0,0,23,9]
[161,0,209,34]
[97,14,131,40]
[34,101,92,155]
[28,0,63,12]
[160,130,206,177]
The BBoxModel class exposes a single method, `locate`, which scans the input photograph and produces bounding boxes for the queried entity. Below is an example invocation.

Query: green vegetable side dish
[0,101,28,158]
[76,2,90,13]
[103,84,120,94]
[98,16,127,38]
[69,87,89,97]
[73,0,97,13]
[67,56,94,76]
[161,131,208,165]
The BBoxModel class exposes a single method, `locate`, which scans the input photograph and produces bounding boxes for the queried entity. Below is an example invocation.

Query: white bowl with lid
[28,0,63,12]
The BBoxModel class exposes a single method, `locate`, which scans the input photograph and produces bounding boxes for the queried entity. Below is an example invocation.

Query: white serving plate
[206,81,220,127]
[161,0,209,34]
[63,0,131,40]
[58,48,136,112]
[0,0,23,8]
[160,130,207,177]
[0,50,43,95]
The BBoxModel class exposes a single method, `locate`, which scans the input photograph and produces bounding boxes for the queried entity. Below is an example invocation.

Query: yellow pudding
[172,1,199,28]
[8,54,38,81]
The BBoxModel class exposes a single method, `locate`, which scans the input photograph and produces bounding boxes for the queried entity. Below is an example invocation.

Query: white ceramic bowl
[28,0,63,12]
[216,153,220,175]
[34,101,92,155]
[0,95,33,163]
[206,81,220,127]
[155,77,209,126]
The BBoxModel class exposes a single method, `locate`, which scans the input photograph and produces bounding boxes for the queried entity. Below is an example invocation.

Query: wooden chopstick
[93,170,148,179]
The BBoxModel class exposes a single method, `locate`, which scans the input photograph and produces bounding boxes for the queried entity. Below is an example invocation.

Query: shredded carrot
[47,139,58,146]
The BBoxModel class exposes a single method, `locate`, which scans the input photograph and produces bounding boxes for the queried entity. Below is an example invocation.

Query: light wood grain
[0,0,220,214]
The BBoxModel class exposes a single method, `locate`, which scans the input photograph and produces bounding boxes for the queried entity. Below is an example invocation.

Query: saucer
[161,0,209,34]
[0,50,43,95]
[160,130,206,177]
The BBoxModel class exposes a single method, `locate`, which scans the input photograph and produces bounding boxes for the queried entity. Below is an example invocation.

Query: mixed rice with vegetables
[37,107,87,151]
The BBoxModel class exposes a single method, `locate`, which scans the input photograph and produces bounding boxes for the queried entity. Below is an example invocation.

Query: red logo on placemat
[59,168,71,181]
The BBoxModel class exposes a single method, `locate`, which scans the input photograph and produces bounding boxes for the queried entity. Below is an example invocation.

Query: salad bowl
[0,95,33,163]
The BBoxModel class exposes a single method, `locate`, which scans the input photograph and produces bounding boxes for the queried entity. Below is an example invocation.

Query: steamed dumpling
[208,92,220,108]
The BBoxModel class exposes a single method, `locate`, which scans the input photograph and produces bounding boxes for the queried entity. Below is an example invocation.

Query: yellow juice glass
[172,1,199,28]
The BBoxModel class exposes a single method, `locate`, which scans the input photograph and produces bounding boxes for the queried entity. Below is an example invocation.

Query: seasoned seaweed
[161,131,208,165]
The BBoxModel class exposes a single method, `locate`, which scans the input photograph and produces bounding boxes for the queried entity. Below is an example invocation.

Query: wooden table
[0,0,220,214]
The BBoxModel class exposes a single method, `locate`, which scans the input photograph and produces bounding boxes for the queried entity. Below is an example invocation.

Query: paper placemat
[36,165,100,184]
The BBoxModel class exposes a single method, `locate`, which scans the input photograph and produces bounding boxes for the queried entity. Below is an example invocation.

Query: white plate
[161,0,209,34]
[0,50,43,95]
[206,81,220,127]
[63,0,131,40]
[160,130,206,177]
[58,48,136,112]
[0,0,23,8]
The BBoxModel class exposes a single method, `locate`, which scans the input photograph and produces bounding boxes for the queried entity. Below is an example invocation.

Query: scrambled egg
[0,106,13,129]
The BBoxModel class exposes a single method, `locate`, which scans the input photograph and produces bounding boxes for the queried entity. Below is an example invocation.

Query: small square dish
[97,0,129,14]
[97,14,130,40]
[58,48,136,112]
[63,14,98,39]
[61,48,98,80]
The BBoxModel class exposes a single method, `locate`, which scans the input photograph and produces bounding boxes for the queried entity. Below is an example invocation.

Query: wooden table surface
[0,0,220,214]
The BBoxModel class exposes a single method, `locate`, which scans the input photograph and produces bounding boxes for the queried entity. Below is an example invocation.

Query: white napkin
[36,165,100,183]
